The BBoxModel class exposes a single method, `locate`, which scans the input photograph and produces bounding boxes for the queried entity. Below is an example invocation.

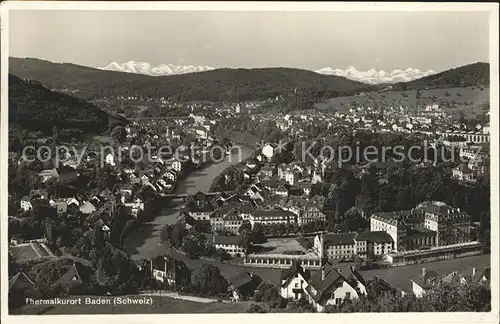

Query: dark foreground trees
[327,281,491,313]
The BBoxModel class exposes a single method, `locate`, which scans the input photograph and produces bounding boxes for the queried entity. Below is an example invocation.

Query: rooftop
[323,232,357,246]
[213,235,242,246]
[356,231,394,244]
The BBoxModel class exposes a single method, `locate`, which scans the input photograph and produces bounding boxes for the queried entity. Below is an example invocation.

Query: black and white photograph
[1,2,498,322]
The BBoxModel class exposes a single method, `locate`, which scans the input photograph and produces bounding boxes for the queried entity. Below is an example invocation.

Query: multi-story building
[314,233,358,261]
[439,130,490,144]
[370,211,409,251]
[210,213,225,232]
[419,201,471,246]
[299,204,327,225]
[370,201,472,251]
[249,209,296,227]
[212,235,245,256]
[356,231,394,258]
[223,211,244,235]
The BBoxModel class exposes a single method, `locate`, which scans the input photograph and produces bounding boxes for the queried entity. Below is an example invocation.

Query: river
[124,146,254,258]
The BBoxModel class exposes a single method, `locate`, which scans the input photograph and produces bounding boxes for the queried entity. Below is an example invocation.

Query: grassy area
[254,237,308,254]
[11,295,251,315]
[316,86,489,119]
[10,244,45,261]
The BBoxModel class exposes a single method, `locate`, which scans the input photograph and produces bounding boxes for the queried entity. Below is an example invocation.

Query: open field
[254,237,308,254]
[11,295,252,315]
[9,243,51,262]
[316,86,490,119]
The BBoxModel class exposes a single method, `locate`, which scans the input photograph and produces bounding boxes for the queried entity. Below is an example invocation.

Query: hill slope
[390,62,489,90]
[9,57,375,101]
[8,73,128,135]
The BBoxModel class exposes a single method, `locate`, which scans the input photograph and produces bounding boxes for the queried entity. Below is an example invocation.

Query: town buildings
[212,235,245,256]
[150,254,191,287]
[371,201,472,252]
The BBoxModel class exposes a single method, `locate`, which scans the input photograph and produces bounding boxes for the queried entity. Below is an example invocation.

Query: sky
[8,10,491,72]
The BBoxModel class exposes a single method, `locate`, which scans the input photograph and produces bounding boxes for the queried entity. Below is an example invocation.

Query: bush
[246,303,267,313]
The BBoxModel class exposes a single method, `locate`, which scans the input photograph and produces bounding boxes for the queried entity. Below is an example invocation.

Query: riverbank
[124,146,254,258]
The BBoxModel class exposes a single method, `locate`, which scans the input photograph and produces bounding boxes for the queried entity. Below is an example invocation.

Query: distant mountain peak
[315,66,437,84]
[99,61,215,76]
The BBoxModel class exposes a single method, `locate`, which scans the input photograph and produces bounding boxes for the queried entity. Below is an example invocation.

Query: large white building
[370,201,472,251]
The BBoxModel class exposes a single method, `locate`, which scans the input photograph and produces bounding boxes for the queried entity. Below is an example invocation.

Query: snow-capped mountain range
[99,61,215,76]
[315,66,437,84]
[99,61,436,84]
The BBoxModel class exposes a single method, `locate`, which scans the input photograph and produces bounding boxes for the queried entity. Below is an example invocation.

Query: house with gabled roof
[411,267,440,298]
[184,200,215,221]
[79,201,97,215]
[228,272,262,300]
[56,260,93,290]
[459,266,491,285]
[452,163,477,182]
[304,262,362,312]
[296,181,312,197]
[280,261,312,301]
[9,270,36,294]
[20,196,34,211]
[151,253,192,288]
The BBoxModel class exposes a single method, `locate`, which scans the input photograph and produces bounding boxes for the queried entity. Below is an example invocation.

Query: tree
[256,282,286,309]
[251,223,267,244]
[111,126,126,143]
[182,234,205,259]
[193,265,228,296]
[327,281,491,313]
[344,207,368,232]
[356,169,378,217]
[240,228,252,251]
[238,221,252,234]
[95,246,142,294]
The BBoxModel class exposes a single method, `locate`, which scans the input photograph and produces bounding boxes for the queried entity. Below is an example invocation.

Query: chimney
[319,233,325,259]
[320,258,327,280]
[422,268,426,277]
[472,267,476,276]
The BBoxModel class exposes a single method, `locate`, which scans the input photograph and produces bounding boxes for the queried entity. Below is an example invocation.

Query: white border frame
[0,2,498,324]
